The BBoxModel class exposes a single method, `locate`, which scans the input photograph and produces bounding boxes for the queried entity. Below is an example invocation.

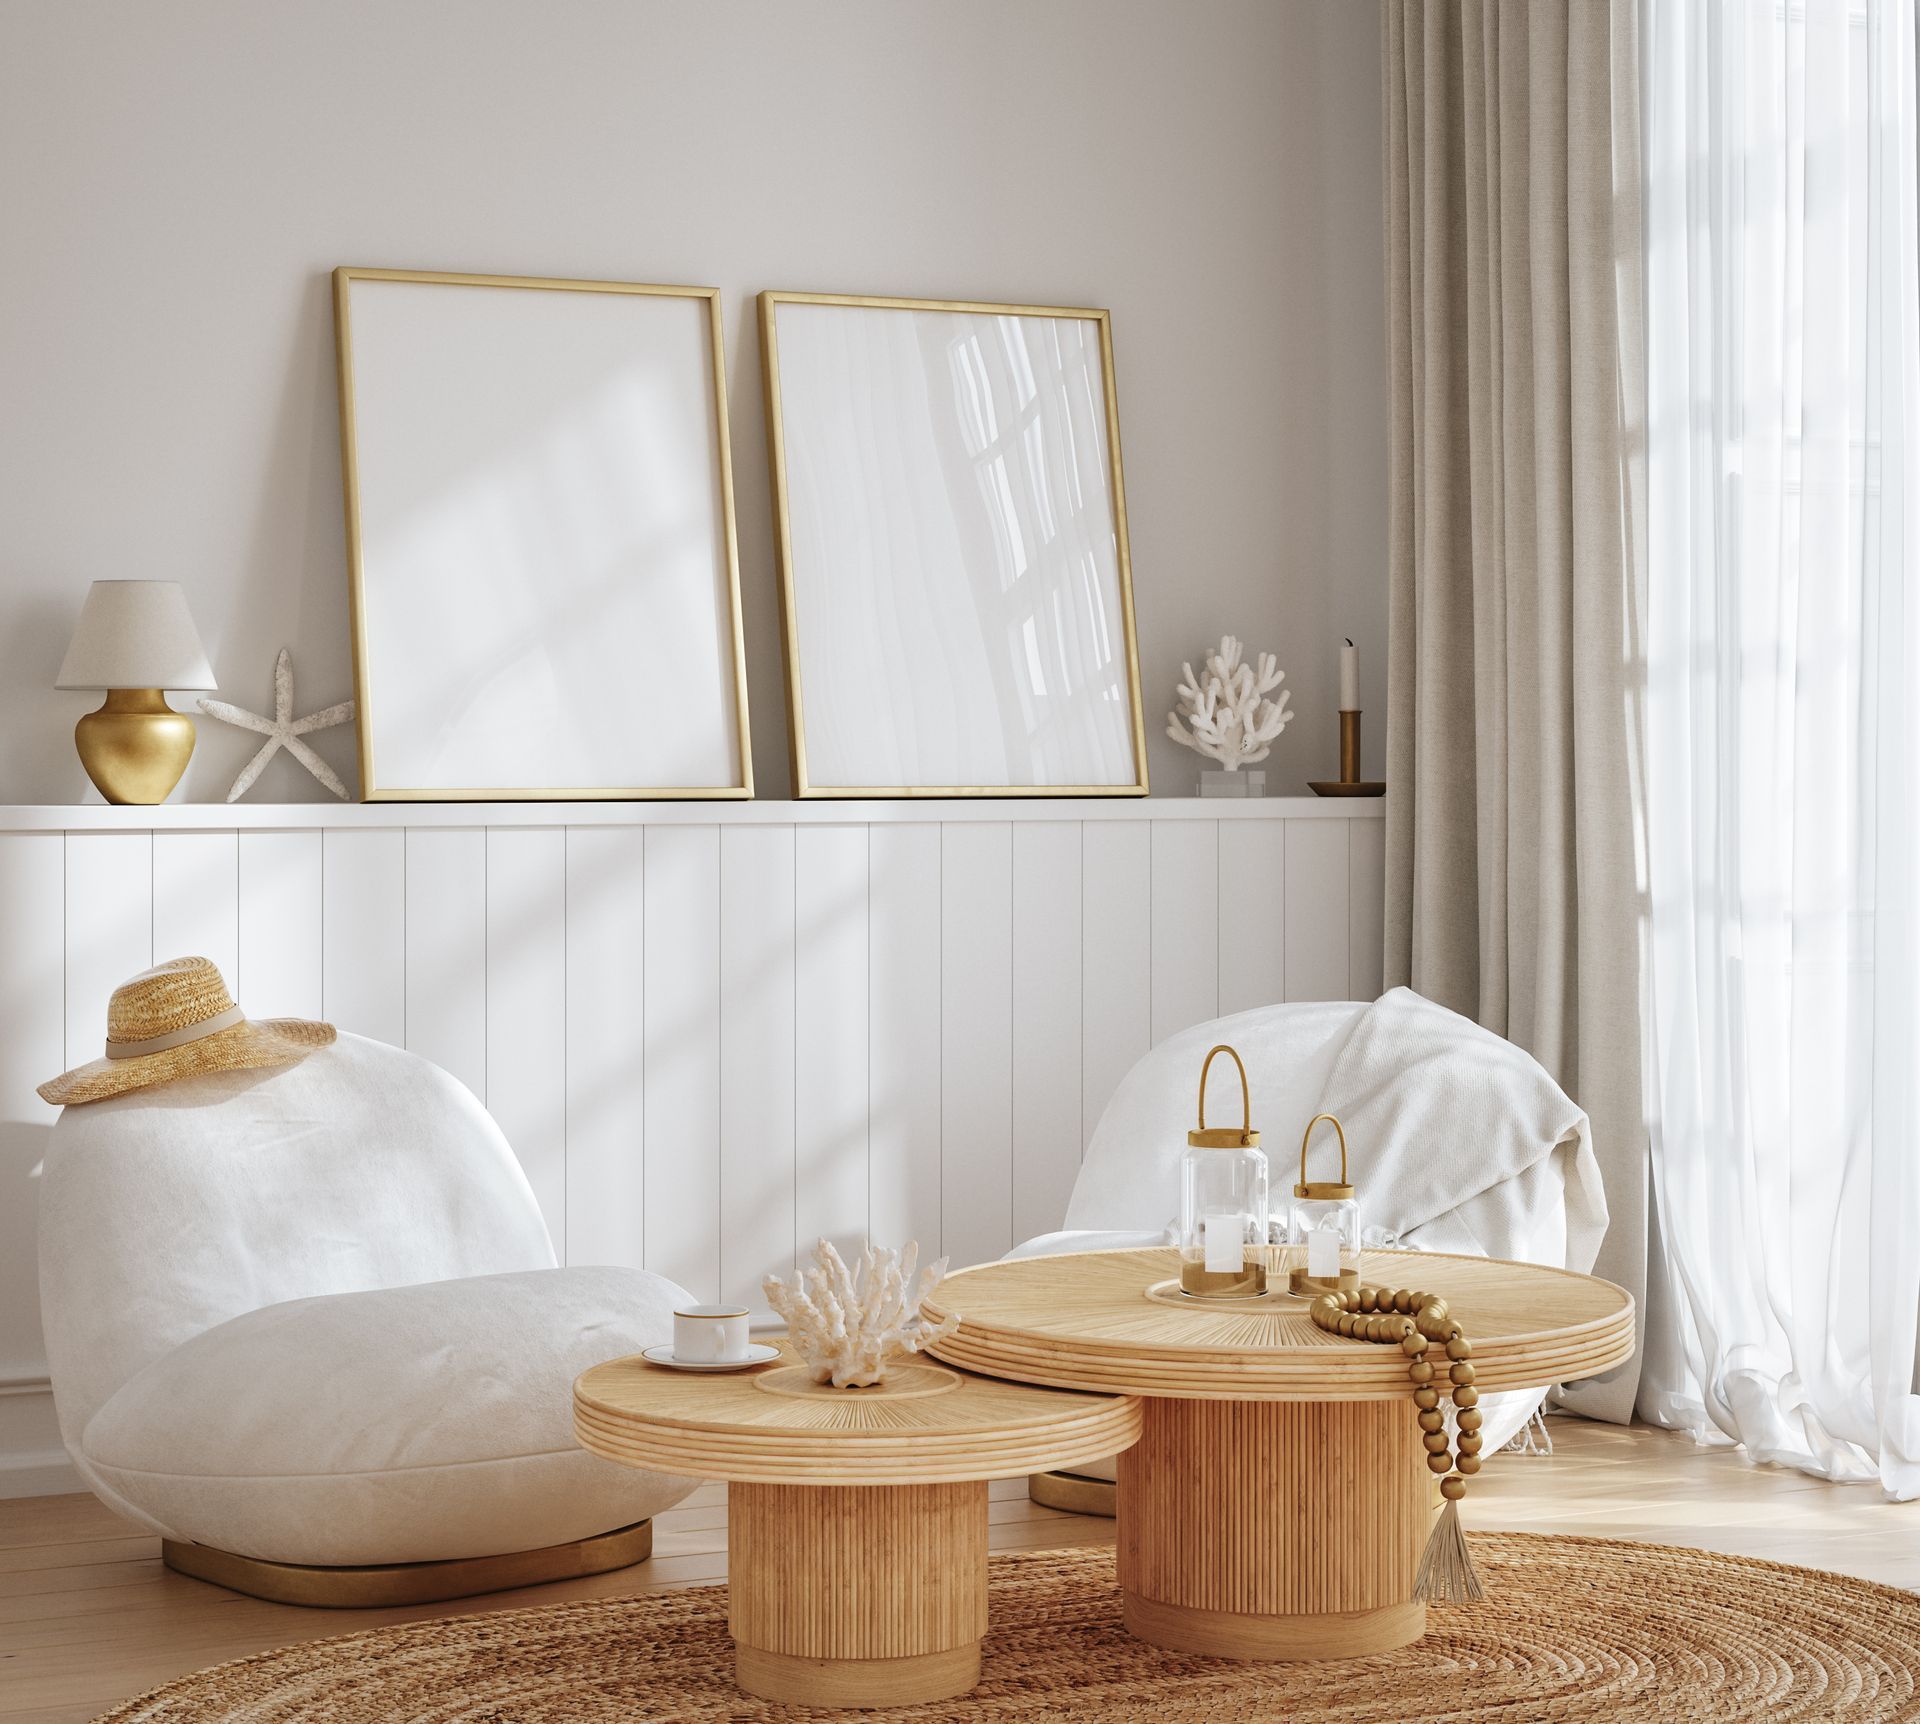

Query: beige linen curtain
[1382,0,1646,1419]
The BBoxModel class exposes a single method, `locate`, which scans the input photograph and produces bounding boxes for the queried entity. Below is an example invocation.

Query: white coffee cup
[674,1304,751,1363]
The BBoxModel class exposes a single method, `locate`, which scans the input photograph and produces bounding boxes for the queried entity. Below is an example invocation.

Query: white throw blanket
[1315,987,1608,1274]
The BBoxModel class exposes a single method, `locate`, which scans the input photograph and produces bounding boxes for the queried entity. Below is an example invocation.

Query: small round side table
[574,1343,1140,1710]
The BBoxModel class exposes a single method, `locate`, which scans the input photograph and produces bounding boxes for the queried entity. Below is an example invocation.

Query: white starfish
[199,648,355,802]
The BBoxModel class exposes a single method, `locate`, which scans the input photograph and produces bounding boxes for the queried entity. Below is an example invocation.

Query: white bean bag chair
[1010,990,1609,1468]
[38,1033,693,1567]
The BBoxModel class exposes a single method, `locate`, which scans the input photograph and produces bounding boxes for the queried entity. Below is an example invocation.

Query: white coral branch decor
[763,1239,962,1388]
[1166,634,1293,769]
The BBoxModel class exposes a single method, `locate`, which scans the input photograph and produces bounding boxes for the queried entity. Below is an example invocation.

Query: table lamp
[56,580,216,804]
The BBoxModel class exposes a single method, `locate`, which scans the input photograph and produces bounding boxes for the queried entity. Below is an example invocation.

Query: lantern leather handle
[1298,1112,1349,1186]
[1196,1044,1252,1135]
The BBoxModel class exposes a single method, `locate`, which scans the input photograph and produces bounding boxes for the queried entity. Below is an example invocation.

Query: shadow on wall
[208,271,358,805]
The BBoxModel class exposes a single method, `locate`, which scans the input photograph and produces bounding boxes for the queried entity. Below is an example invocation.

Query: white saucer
[641,1342,780,1373]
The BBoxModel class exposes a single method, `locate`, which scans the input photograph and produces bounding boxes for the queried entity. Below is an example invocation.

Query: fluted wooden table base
[727,1481,988,1708]
[1117,1398,1431,1660]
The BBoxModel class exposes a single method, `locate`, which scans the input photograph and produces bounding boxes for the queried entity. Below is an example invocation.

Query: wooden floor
[3,1418,1916,1724]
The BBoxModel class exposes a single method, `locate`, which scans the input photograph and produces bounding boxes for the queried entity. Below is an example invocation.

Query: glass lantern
[1178,1045,1270,1298]
[1287,1112,1361,1296]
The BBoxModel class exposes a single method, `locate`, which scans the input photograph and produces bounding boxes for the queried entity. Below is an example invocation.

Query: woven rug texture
[93,1532,1920,1722]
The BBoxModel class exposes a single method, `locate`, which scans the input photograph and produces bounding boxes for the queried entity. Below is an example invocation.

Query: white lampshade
[55,581,216,691]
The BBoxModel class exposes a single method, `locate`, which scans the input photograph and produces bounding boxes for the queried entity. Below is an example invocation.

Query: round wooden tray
[574,1343,1142,1483]
[922,1247,1634,1401]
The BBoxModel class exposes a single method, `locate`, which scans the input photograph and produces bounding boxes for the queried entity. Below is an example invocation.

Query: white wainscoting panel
[0,799,1382,1494]
[1011,821,1082,1246]
[1284,817,1353,1001]
[867,823,942,1254]
[940,822,1015,1270]
[404,827,487,1104]
[1349,812,1388,999]
[64,832,152,1064]
[642,824,724,1300]
[321,827,405,1046]
[795,824,870,1269]
[1218,816,1286,1016]
[718,824,797,1308]
[1150,818,1220,1044]
[486,828,568,1249]
[563,826,647,1272]
[1080,819,1152,1159]
[239,831,323,1020]
[153,831,238,986]
[0,833,65,1495]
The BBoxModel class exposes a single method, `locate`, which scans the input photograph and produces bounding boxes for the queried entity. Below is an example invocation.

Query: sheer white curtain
[1643,0,1920,1496]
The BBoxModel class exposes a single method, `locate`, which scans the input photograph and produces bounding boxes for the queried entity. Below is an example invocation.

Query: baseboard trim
[0,1446,83,1498]
[0,1378,80,1498]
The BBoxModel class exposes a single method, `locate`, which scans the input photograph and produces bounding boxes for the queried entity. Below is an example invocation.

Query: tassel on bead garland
[1309,1282,1488,1606]
[1413,1497,1484,1604]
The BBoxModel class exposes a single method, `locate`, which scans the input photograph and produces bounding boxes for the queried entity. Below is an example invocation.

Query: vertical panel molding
[4,803,1380,1489]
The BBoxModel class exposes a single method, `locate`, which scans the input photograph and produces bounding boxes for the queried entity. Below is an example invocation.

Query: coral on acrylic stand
[763,1239,961,1389]
[1166,634,1293,769]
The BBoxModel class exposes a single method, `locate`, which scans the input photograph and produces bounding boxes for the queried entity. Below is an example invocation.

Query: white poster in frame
[334,268,752,800]
[760,291,1148,798]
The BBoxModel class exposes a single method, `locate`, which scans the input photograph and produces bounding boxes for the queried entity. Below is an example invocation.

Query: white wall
[0,0,1387,804]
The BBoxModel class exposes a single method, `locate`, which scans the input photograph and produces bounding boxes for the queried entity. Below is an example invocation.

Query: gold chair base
[161,1518,653,1608]
[1028,1469,1117,1517]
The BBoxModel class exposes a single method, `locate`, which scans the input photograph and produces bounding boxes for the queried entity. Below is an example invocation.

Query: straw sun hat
[38,956,335,1106]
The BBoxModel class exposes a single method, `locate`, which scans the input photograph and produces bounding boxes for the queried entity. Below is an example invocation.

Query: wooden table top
[922,1248,1635,1402]
[573,1342,1142,1485]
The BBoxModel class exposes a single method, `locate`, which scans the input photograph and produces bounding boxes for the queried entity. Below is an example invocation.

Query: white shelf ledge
[0,796,1384,832]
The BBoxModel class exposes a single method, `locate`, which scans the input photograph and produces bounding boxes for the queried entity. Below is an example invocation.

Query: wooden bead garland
[1310,1284,1486,1604]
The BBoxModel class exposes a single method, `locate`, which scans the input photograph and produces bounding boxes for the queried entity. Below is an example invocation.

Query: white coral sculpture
[763,1239,962,1389]
[1166,635,1293,769]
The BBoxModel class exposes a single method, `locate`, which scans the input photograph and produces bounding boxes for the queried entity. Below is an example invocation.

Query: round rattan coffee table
[573,1342,1140,1709]
[923,1247,1634,1662]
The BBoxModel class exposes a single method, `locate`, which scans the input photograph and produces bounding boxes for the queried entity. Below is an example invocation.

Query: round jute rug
[95,1533,1920,1723]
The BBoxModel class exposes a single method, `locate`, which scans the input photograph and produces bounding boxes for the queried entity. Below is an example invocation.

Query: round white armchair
[1009,991,1610,1497]
[37,1033,694,1603]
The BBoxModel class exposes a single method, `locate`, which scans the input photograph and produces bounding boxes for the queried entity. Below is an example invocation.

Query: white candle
[1203,1211,1243,1274]
[1339,638,1359,711]
[1307,1224,1341,1278]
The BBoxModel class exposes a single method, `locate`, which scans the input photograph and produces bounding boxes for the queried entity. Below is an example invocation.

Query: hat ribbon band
[105,1004,246,1060]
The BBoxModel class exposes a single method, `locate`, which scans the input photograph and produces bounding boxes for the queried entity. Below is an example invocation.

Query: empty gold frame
[760,291,1148,798]
[334,268,752,800]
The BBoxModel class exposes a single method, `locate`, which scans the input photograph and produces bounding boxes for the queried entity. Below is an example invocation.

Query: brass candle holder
[1307,710,1385,797]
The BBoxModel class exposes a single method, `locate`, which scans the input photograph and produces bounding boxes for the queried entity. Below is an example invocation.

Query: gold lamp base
[75,688,195,805]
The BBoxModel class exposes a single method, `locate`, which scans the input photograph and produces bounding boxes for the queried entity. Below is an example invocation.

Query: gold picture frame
[334,267,753,801]
[759,290,1148,799]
